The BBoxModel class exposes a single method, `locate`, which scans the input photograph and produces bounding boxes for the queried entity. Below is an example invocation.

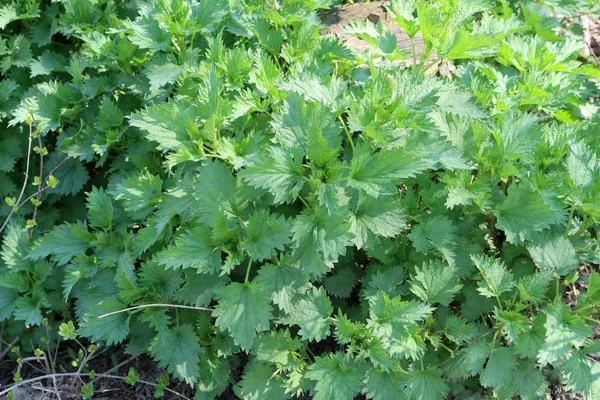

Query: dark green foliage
[1,0,600,399]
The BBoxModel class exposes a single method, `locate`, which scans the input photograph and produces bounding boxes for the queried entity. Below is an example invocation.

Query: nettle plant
[1,0,600,399]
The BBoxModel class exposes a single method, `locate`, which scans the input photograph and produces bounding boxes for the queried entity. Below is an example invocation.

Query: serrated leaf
[28,221,92,265]
[145,62,181,90]
[154,226,221,273]
[538,303,591,365]
[86,186,113,229]
[235,362,288,400]
[480,347,517,388]
[495,184,557,245]
[408,367,450,400]
[240,147,305,205]
[305,353,362,400]
[528,233,578,276]
[110,171,162,220]
[78,297,129,346]
[242,211,291,261]
[364,368,410,400]
[410,260,462,305]
[350,195,406,250]
[213,282,272,351]
[281,287,333,342]
[471,255,515,298]
[252,330,301,370]
[349,143,434,197]
[150,324,203,384]
[255,263,309,313]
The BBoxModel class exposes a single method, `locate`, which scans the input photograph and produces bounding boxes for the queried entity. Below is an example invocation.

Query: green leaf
[194,160,239,224]
[495,184,557,245]
[323,265,357,299]
[235,362,288,400]
[511,360,549,400]
[78,297,130,346]
[13,296,43,326]
[364,369,410,400]
[240,147,305,205]
[408,367,450,400]
[305,353,363,400]
[350,195,407,250]
[387,0,419,38]
[410,260,462,306]
[85,186,113,230]
[367,292,433,339]
[45,156,89,196]
[149,324,203,384]
[145,62,181,90]
[480,346,517,388]
[255,263,309,313]
[408,215,456,260]
[515,314,546,360]
[471,255,515,298]
[128,101,197,151]
[440,29,496,60]
[0,286,17,321]
[278,72,347,111]
[0,2,39,30]
[494,112,540,161]
[349,143,433,197]
[463,340,492,376]
[281,287,333,342]
[252,330,302,370]
[154,226,221,273]
[110,171,162,220]
[28,221,92,265]
[0,136,22,172]
[30,51,66,77]
[517,271,553,304]
[242,211,291,261]
[528,233,578,276]
[213,282,272,351]
[566,140,598,188]
[270,94,341,150]
[290,207,353,278]
[538,303,591,365]
[560,349,593,394]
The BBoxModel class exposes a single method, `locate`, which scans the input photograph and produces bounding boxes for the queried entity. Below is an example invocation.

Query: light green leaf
[305,353,362,400]
[410,260,462,306]
[145,62,181,90]
[281,287,333,342]
[471,255,515,298]
[528,233,578,276]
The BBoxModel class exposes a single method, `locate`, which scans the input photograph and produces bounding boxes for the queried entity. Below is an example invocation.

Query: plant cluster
[1,0,600,399]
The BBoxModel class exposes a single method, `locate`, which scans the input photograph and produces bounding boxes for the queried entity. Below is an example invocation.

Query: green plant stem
[297,194,310,208]
[410,36,417,69]
[244,257,254,283]
[338,115,355,151]
[438,342,455,358]
[582,315,600,325]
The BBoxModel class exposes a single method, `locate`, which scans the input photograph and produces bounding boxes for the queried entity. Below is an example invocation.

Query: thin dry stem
[0,372,191,399]
[97,303,213,319]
